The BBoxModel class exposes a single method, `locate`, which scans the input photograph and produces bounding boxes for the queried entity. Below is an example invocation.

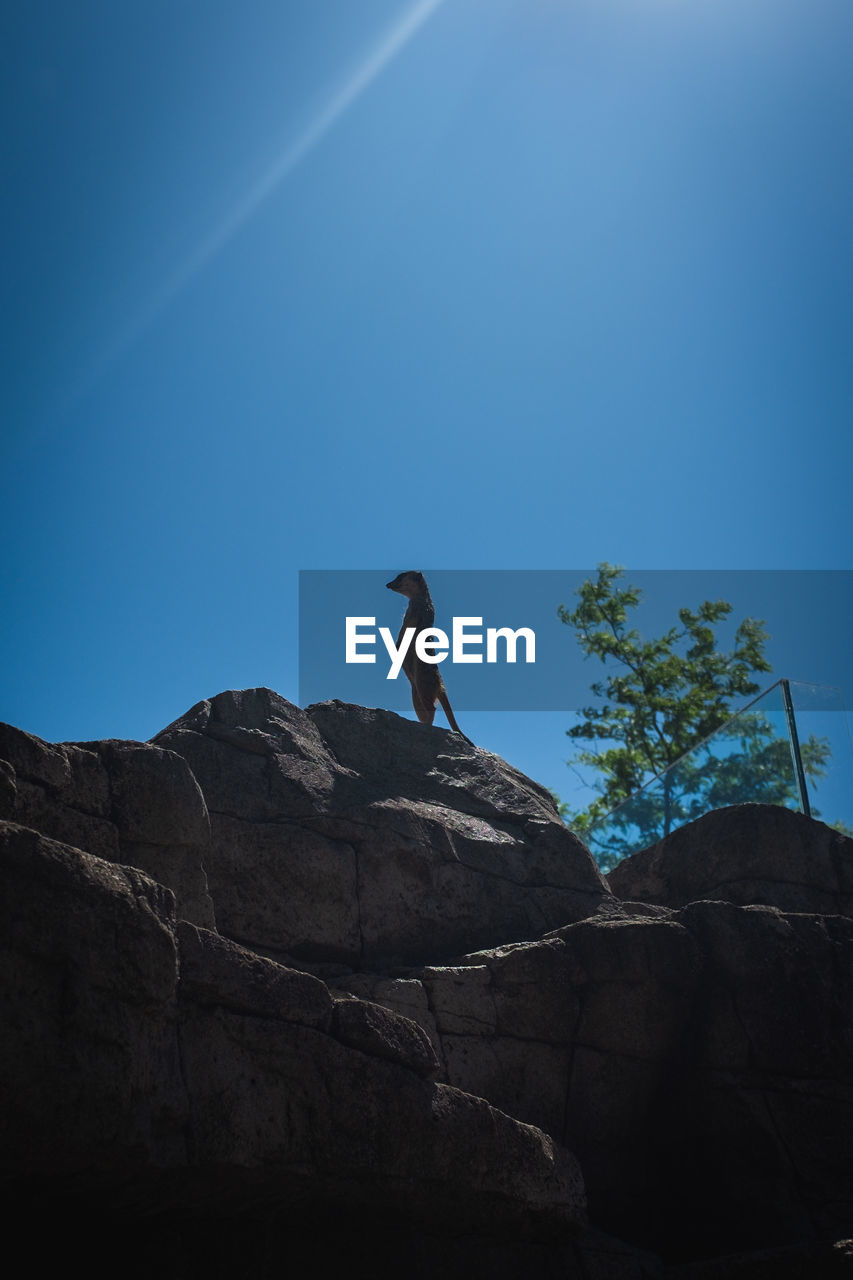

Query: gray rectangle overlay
[298,569,853,713]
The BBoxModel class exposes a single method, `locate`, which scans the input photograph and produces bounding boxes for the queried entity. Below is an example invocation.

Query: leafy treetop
[557,564,793,859]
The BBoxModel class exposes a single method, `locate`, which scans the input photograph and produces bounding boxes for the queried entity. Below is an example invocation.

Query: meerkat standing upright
[386,570,472,744]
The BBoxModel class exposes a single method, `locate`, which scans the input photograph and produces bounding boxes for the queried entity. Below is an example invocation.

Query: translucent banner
[298,569,853,713]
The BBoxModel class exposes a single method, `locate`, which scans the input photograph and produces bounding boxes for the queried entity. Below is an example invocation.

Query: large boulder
[607,803,853,917]
[335,898,853,1261]
[0,817,591,1275]
[152,689,611,966]
[0,821,186,1171]
[0,721,214,927]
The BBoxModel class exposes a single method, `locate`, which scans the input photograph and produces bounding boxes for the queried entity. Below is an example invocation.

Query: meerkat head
[386,570,427,598]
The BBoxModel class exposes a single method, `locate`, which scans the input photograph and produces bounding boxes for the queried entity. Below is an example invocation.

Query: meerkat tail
[436,687,473,745]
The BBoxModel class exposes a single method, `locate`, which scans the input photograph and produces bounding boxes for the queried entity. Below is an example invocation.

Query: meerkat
[386,570,473,745]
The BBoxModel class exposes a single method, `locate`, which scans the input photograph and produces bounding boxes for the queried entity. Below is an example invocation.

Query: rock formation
[1,688,852,1277]
[150,689,611,966]
[608,802,853,918]
[0,719,214,927]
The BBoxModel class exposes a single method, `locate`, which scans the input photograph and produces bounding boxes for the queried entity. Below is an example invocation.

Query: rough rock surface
[607,803,853,917]
[339,901,853,1259]
[2,690,852,1277]
[0,721,214,927]
[151,688,611,965]
[1,819,590,1276]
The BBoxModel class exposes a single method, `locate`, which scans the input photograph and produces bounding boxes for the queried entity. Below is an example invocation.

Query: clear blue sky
[2,0,852,809]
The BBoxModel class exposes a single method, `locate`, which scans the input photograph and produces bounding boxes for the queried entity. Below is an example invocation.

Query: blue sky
[2,0,852,811]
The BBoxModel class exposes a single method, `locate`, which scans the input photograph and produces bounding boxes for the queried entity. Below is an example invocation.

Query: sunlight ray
[75,0,447,399]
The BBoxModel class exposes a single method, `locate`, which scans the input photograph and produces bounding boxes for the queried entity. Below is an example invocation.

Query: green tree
[558,564,829,868]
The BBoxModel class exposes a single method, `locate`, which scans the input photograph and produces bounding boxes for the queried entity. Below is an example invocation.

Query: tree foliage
[558,564,829,869]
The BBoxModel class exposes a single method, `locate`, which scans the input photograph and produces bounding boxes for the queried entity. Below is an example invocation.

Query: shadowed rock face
[0,721,215,927]
[607,803,853,917]
[151,689,612,966]
[2,691,853,1277]
[340,901,853,1260]
[0,821,588,1267]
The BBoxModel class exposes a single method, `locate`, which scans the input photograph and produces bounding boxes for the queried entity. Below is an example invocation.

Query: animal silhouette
[386,570,472,744]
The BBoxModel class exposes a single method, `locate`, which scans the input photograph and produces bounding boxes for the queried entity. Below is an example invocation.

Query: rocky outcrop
[151,688,611,966]
[340,901,853,1259]
[0,721,214,927]
[607,803,853,917]
[2,690,852,1276]
[0,819,589,1273]
[0,820,185,1173]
